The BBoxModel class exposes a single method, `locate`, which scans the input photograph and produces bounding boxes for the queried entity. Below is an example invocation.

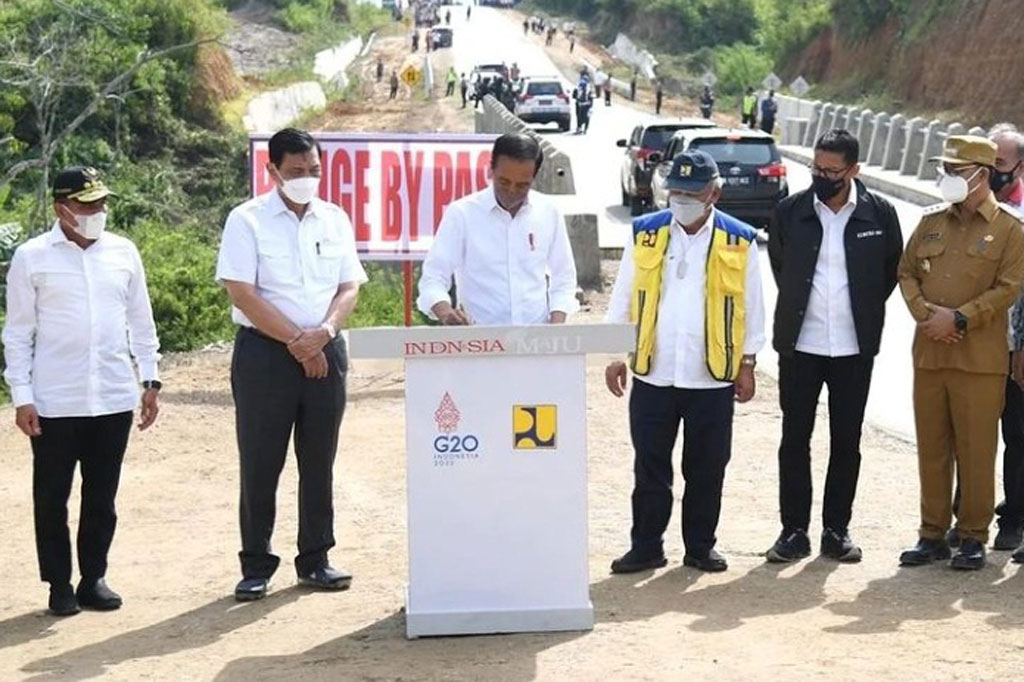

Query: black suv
[617,119,716,216]
[650,127,789,228]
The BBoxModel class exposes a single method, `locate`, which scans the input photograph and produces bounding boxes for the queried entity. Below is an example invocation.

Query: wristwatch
[320,321,338,339]
[954,310,968,333]
[741,356,757,368]
[142,380,162,391]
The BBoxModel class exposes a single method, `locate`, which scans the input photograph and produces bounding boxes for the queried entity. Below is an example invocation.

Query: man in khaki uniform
[898,136,1024,570]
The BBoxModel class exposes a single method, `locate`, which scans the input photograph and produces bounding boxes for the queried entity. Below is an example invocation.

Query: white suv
[514,77,571,132]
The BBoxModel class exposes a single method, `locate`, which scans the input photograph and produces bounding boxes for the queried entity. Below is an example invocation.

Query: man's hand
[432,301,471,326]
[15,404,41,437]
[920,305,962,343]
[734,365,756,403]
[301,351,329,379]
[549,311,567,324]
[287,328,331,363]
[1013,350,1024,390]
[605,361,628,397]
[138,389,160,431]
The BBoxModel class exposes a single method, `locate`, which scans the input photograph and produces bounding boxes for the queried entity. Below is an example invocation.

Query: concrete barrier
[917,120,946,181]
[900,116,926,175]
[804,101,823,146]
[866,112,890,166]
[883,113,907,170]
[243,81,327,132]
[854,109,873,161]
[565,214,602,291]
[814,103,834,148]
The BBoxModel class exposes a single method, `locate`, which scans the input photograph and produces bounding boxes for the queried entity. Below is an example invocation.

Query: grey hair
[989,123,1024,162]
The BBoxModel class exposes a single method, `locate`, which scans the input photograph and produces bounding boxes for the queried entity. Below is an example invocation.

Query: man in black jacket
[766,129,903,563]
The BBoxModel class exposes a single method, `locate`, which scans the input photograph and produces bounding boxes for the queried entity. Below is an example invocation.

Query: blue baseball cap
[665,150,720,192]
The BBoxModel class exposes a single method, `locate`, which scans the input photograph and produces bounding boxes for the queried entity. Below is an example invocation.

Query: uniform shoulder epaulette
[921,202,950,217]
[998,202,1024,223]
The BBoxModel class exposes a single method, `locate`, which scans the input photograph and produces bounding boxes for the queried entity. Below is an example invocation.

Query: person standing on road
[389,70,399,99]
[3,166,162,616]
[417,133,578,326]
[570,35,576,53]
[700,85,714,119]
[897,135,1024,572]
[466,4,471,20]
[216,128,368,601]
[445,67,457,97]
[459,72,469,109]
[376,56,384,83]
[594,69,607,99]
[741,87,758,128]
[445,9,450,25]
[765,130,903,564]
[760,89,778,135]
[655,80,663,115]
[573,80,593,134]
[523,18,529,36]
[411,30,418,52]
[604,151,765,574]
[629,70,637,102]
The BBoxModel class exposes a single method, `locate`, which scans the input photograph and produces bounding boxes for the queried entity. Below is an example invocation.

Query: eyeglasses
[808,163,851,181]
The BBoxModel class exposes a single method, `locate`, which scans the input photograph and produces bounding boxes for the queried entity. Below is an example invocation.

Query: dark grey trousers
[230,327,348,579]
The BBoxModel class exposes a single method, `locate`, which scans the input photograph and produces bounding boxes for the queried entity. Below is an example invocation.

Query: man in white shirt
[417,133,578,326]
[767,129,902,564]
[3,166,161,616]
[604,151,765,574]
[216,128,368,601]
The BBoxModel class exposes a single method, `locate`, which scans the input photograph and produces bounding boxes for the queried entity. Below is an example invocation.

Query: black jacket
[768,179,903,357]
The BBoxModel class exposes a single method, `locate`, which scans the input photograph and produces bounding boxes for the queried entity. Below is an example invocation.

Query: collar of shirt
[482,184,532,218]
[1006,179,1024,209]
[812,178,858,218]
[266,186,325,219]
[670,209,714,242]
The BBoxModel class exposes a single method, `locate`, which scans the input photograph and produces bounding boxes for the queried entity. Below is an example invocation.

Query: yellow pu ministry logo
[513,405,557,450]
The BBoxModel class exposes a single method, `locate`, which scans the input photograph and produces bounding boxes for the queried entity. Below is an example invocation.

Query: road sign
[762,72,782,91]
[702,71,717,88]
[790,76,810,97]
[400,65,422,88]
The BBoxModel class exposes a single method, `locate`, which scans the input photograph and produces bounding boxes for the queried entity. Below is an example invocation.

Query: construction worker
[741,87,758,128]
[898,136,1024,571]
[445,67,457,97]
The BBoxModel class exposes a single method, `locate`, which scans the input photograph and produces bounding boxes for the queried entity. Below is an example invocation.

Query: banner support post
[403,260,414,327]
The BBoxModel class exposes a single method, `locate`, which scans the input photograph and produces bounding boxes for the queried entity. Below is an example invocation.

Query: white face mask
[71,209,108,239]
[279,176,320,205]
[669,195,709,227]
[937,167,981,204]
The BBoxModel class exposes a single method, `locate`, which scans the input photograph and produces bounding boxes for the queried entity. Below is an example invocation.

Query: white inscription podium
[348,323,634,638]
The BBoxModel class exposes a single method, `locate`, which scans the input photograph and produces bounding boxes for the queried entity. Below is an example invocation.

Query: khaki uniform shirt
[898,193,1024,375]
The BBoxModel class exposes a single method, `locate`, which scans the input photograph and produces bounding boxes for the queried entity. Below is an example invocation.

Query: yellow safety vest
[630,209,754,381]
[743,95,756,115]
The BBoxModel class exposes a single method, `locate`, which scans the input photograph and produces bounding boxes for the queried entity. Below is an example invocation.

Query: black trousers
[999,375,1024,523]
[628,380,734,558]
[31,411,133,585]
[231,327,348,579]
[777,352,874,534]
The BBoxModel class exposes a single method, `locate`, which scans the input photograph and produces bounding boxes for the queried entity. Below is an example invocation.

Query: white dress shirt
[2,223,161,417]
[606,209,766,389]
[216,190,368,328]
[416,185,579,325]
[796,182,860,357]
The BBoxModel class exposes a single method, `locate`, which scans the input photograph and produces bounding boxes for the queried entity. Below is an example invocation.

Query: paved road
[449,3,925,441]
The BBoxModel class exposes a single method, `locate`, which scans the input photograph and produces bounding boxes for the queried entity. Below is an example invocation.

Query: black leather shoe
[946,527,961,548]
[950,539,986,570]
[610,549,668,574]
[234,577,270,601]
[298,566,352,591]
[993,520,1023,551]
[48,583,80,617]
[1012,543,1024,564]
[820,528,863,563]
[76,578,122,611]
[899,538,952,566]
[765,528,811,563]
[683,548,728,572]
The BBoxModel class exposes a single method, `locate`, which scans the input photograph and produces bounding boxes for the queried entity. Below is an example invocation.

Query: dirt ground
[1,263,1023,681]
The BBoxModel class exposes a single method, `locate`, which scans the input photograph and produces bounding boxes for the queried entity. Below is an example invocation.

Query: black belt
[240,326,284,344]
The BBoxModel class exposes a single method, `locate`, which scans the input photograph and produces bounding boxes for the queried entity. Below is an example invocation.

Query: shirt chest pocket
[915,239,946,273]
[314,239,345,284]
[31,266,84,303]
[965,237,1002,282]
[256,239,298,289]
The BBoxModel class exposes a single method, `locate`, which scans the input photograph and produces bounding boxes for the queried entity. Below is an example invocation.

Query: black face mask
[990,162,1021,194]
[811,174,846,202]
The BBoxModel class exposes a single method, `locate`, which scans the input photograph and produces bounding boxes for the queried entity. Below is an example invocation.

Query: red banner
[250,133,497,261]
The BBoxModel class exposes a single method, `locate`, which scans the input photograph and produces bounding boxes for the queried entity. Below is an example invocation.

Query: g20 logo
[433,434,479,454]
